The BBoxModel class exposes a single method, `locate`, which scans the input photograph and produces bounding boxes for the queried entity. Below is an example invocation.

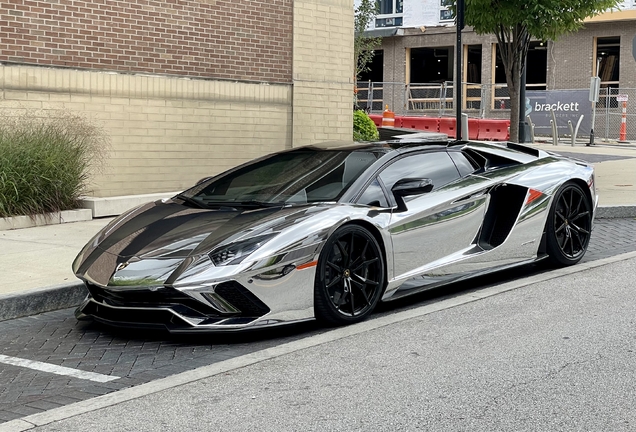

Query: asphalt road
[1,217,636,430]
[13,251,636,431]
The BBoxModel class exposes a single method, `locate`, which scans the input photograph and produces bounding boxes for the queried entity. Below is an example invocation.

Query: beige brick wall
[292,0,354,147]
[0,65,292,197]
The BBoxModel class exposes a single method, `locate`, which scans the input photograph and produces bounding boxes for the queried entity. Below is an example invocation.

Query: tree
[354,0,382,81]
[462,0,620,142]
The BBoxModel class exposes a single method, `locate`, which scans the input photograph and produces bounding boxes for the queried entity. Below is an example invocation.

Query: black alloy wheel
[545,182,592,266]
[314,224,385,325]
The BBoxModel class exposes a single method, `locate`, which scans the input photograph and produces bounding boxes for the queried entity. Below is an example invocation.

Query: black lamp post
[455,0,464,140]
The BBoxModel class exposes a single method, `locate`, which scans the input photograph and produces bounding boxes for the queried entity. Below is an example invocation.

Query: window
[379,152,460,194]
[357,178,389,207]
[375,0,403,28]
[440,0,454,22]
[410,47,454,83]
[448,151,477,177]
[493,41,547,109]
[595,36,620,88]
[183,149,381,206]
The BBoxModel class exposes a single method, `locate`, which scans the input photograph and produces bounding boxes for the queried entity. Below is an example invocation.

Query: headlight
[208,233,277,266]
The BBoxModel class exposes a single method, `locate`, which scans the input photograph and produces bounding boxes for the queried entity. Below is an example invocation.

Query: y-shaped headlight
[208,233,277,266]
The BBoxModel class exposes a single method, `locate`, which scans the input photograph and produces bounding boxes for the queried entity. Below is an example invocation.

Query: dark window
[182,150,381,206]
[596,36,620,86]
[357,178,389,207]
[448,151,477,177]
[379,152,460,192]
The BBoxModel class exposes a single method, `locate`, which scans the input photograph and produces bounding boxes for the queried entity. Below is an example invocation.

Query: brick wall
[549,21,636,90]
[0,0,293,83]
[0,64,292,197]
[291,0,354,146]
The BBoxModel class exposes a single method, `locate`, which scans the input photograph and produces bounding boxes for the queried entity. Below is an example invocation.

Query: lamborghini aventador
[73,138,597,332]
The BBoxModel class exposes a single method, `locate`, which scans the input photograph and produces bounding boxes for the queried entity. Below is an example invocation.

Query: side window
[448,151,477,177]
[357,178,389,207]
[379,152,460,192]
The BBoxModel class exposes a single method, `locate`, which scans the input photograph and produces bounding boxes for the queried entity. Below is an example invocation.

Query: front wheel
[545,182,592,266]
[314,225,385,325]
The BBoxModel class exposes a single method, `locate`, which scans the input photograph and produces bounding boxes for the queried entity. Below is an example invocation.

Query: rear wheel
[314,225,385,325]
[545,182,592,266]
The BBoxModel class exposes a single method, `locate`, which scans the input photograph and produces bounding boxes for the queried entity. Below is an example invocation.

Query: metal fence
[357,81,636,142]
[355,82,407,114]
[355,81,516,119]
[593,87,636,142]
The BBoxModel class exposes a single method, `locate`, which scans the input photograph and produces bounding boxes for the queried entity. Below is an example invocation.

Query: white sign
[617,94,629,102]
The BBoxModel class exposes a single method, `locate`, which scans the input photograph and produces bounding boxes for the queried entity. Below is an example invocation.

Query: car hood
[73,199,323,287]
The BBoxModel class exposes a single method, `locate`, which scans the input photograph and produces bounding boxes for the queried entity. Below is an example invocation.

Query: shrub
[0,110,108,218]
[353,109,379,142]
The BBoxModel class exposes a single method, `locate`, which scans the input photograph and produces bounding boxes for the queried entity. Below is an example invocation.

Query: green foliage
[0,110,108,218]
[463,0,620,42]
[353,109,379,142]
[354,0,382,80]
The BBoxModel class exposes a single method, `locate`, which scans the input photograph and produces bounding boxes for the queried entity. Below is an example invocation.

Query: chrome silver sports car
[73,139,597,332]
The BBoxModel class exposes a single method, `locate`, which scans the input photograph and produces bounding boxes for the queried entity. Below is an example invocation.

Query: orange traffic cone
[381,105,395,128]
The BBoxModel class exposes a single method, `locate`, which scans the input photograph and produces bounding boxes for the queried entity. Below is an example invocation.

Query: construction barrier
[369,114,382,128]
[439,117,457,138]
[468,118,480,140]
[367,113,510,141]
[401,116,439,132]
[477,119,510,141]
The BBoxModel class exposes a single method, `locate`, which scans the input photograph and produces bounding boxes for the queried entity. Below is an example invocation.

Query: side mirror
[391,178,434,197]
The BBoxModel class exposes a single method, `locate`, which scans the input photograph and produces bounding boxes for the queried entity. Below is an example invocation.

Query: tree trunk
[495,24,529,143]
[504,51,522,143]
[507,79,520,143]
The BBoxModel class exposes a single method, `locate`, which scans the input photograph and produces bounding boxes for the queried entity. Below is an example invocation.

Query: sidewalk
[0,141,635,321]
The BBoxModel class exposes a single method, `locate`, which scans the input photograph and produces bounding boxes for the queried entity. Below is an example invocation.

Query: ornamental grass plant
[0,110,108,218]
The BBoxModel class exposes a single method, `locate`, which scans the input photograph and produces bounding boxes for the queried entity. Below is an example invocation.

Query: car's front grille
[84,281,270,319]
[86,283,224,318]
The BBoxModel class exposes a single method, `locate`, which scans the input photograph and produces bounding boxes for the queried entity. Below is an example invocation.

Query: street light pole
[455,0,464,140]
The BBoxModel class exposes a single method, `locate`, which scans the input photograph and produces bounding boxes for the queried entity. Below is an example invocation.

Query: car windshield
[180,149,381,207]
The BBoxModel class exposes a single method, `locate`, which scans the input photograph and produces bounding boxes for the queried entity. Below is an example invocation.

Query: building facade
[0,0,354,198]
[356,0,636,129]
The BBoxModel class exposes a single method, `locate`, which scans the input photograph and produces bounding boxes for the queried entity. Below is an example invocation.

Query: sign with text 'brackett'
[526,90,591,136]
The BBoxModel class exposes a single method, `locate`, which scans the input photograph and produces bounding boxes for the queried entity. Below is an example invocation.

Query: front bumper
[76,255,319,333]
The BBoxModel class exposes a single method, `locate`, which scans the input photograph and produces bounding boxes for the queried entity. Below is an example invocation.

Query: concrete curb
[0,205,634,323]
[0,209,93,231]
[0,282,87,322]
[596,205,636,219]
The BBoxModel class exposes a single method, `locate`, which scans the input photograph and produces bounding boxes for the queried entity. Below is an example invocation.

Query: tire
[545,182,592,266]
[314,224,385,325]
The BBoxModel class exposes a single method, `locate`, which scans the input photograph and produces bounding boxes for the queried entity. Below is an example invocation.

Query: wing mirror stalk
[391,178,434,212]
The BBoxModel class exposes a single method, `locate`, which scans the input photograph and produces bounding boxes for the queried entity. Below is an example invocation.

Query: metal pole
[518,55,530,142]
[605,88,610,141]
[455,0,464,140]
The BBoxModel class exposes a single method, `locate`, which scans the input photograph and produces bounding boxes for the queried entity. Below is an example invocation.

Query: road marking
[0,354,119,383]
